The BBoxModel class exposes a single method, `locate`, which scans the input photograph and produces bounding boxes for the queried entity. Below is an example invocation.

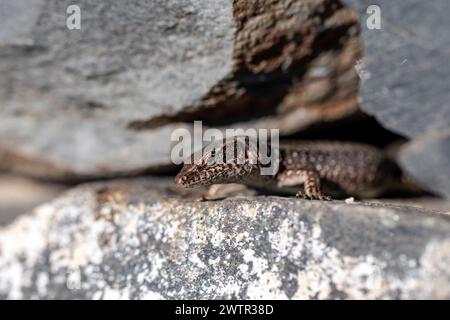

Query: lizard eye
[211,149,216,158]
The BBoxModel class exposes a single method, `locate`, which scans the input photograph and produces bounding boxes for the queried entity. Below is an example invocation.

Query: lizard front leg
[277,169,331,201]
[300,170,331,201]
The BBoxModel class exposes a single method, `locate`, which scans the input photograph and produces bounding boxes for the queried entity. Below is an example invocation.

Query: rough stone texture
[343,0,450,138]
[398,131,450,199]
[0,0,361,180]
[1,178,450,299]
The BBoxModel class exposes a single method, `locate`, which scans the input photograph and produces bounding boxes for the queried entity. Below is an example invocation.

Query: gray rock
[0,0,361,180]
[343,0,450,138]
[370,197,450,213]
[1,178,450,299]
[0,0,235,179]
[398,130,450,199]
[0,0,44,46]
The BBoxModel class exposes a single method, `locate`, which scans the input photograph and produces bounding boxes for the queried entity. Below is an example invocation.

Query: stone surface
[398,130,450,199]
[0,174,65,226]
[371,197,450,214]
[0,0,361,180]
[1,178,450,299]
[0,0,233,179]
[343,0,450,138]
[343,0,450,199]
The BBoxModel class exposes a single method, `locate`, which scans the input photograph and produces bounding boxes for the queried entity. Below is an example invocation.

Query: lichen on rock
[1,178,449,299]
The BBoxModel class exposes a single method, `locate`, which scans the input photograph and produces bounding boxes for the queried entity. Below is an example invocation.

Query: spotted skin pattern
[175,137,402,200]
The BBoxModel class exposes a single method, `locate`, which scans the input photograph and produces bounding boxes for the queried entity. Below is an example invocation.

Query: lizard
[174,136,417,200]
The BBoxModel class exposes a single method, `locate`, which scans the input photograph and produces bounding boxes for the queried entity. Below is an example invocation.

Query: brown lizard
[175,136,416,200]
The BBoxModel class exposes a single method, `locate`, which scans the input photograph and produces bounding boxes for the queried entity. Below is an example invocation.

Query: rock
[0,174,65,226]
[0,0,361,180]
[370,197,450,214]
[398,130,450,199]
[0,0,233,179]
[342,1,450,199]
[1,178,450,299]
[343,0,450,138]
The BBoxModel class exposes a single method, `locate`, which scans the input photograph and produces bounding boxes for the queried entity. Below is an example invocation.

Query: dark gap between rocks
[128,0,356,131]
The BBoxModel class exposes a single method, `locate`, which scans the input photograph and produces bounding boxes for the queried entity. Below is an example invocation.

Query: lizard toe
[295,191,308,199]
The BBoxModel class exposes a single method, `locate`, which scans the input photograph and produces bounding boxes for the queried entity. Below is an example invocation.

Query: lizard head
[175,136,259,188]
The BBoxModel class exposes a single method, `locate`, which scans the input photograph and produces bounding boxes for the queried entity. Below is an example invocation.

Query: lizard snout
[175,171,188,188]
[175,164,197,188]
